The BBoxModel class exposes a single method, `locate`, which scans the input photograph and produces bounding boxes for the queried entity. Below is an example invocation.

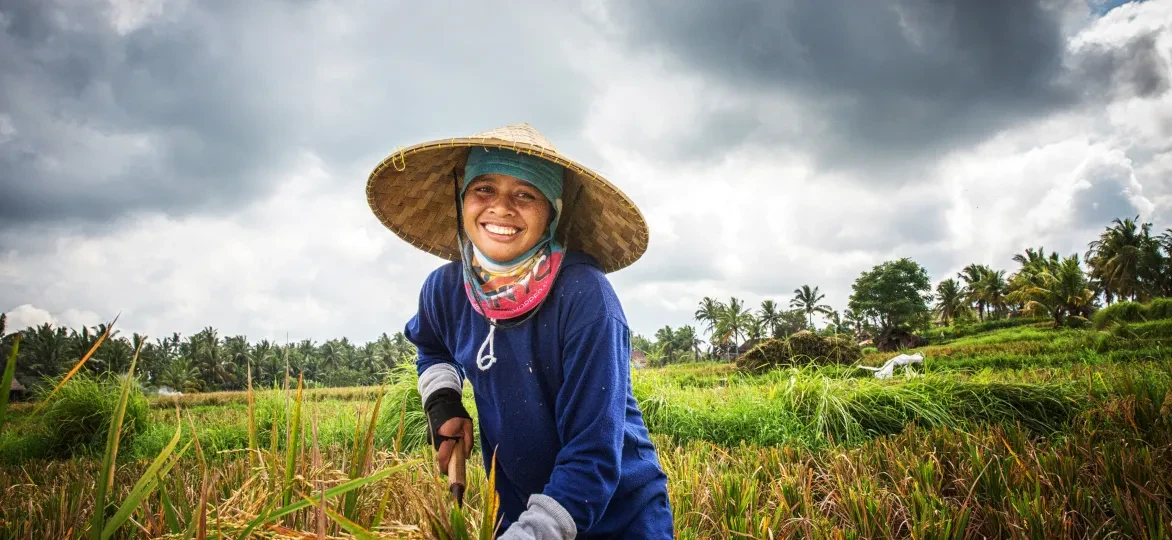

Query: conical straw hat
[366,123,649,273]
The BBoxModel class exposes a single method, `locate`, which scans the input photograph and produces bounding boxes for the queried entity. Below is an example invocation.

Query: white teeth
[484,224,518,236]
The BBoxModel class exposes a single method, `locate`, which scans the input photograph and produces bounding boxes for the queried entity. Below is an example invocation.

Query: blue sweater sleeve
[404,268,465,383]
[540,313,631,533]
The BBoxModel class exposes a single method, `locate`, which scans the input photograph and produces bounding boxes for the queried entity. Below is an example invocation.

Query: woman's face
[462,173,552,263]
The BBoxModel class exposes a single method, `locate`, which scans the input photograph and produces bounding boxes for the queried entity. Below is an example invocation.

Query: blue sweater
[405,251,672,538]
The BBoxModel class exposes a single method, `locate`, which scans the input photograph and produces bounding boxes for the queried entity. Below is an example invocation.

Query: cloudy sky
[2,0,1170,344]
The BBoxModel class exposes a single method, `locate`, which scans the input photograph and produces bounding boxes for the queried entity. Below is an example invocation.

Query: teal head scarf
[460,147,565,265]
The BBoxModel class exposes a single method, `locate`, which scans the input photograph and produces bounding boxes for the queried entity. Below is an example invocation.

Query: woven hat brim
[366,136,649,273]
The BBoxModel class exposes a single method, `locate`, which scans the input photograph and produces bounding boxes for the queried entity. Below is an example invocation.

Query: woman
[366,124,673,539]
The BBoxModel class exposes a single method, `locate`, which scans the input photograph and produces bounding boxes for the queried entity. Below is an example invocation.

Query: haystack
[736,331,862,374]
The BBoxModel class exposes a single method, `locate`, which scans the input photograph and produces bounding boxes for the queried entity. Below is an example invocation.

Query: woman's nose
[487,195,516,215]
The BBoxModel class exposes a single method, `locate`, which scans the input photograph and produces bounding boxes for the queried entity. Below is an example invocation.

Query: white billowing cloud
[2,153,442,343]
[106,0,175,35]
[3,304,103,332]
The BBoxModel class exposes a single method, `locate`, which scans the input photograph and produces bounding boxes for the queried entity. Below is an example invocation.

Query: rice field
[1,321,1170,538]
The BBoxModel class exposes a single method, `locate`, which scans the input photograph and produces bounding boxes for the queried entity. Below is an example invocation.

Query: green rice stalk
[478,450,502,540]
[394,392,408,454]
[101,418,188,539]
[282,374,304,507]
[186,414,206,471]
[310,404,325,539]
[89,337,140,540]
[300,494,378,540]
[157,471,183,535]
[449,506,470,540]
[344,387,385,521]
[247,360,257,468]
[371,474,396,529]
[0,334,20,430]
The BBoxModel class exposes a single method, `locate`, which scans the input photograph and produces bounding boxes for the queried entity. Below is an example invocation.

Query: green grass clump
[1146,297,1172,319]
[932,316,1050,342]
[1092,297,1172,330]
[35,372,150,458]
[635,372,1081,449]
[1112,318,1172,340]
[1094,301,1149,329]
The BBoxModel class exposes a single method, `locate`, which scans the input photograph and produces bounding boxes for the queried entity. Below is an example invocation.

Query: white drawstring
[477,319,498,371]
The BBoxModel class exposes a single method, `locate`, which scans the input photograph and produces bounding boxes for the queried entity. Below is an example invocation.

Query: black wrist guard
[424,388,471,450]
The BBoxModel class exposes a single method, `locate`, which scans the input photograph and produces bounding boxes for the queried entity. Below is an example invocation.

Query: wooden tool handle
[448,440,467,487]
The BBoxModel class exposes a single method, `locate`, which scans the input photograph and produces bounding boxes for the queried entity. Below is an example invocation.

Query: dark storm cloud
[0,0,592,228]
[605,0,1159,167]
[1073,31,1171,99]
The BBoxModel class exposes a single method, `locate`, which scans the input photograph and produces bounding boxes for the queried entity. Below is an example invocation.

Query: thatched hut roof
[10,377,25,392]
[630,349,648,369]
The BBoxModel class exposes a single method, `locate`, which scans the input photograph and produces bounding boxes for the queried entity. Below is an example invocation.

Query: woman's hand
[435,417,474,473]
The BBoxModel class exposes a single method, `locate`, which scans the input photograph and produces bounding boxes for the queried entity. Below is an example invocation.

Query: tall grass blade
[311,405,325,540]
[157,473,183,534]
[88,336,139,540]
[299,495,379,540]
[0,334,21,429]
[479,450,501,540]
[344,387,385,521]
[394,391,408,454]
[247,359,257,468]
[101,419,187,539]
[282,373,304,507]
[196,468,211,540]
[29,314,118,419]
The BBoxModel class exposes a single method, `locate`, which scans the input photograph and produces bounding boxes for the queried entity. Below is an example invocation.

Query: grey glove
[499,494,577,540]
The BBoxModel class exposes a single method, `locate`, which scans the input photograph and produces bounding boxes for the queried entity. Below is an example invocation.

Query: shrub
[35,373,150,458]
[1093,301,1147,329]
[737,332,862,374]
[1111,319,1172,341]
[1147,297,1172,320]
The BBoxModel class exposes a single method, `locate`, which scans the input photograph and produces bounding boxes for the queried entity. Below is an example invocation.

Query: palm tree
[934,278,969,326]
[1086,216,1161,303]
[714,297,752,359]
[958,263,991,320]
[757,300,783,338]
[823,311,847,335]
[790,285,832,329]
[842,309,864,338]
[675,325,702,360]
[694,297,724,342]
[654,326,677,364]
[1015,254,1095,327]
[976,269,1009,319]
[159,356,202,393]
[744,315,764,342]
[250,339,280,386]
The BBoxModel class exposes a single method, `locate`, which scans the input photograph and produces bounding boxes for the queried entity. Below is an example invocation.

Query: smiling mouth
[482,223,521,238]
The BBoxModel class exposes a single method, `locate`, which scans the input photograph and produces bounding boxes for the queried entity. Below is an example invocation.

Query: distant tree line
[0,317,417,394]
[636,215,1172,362]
